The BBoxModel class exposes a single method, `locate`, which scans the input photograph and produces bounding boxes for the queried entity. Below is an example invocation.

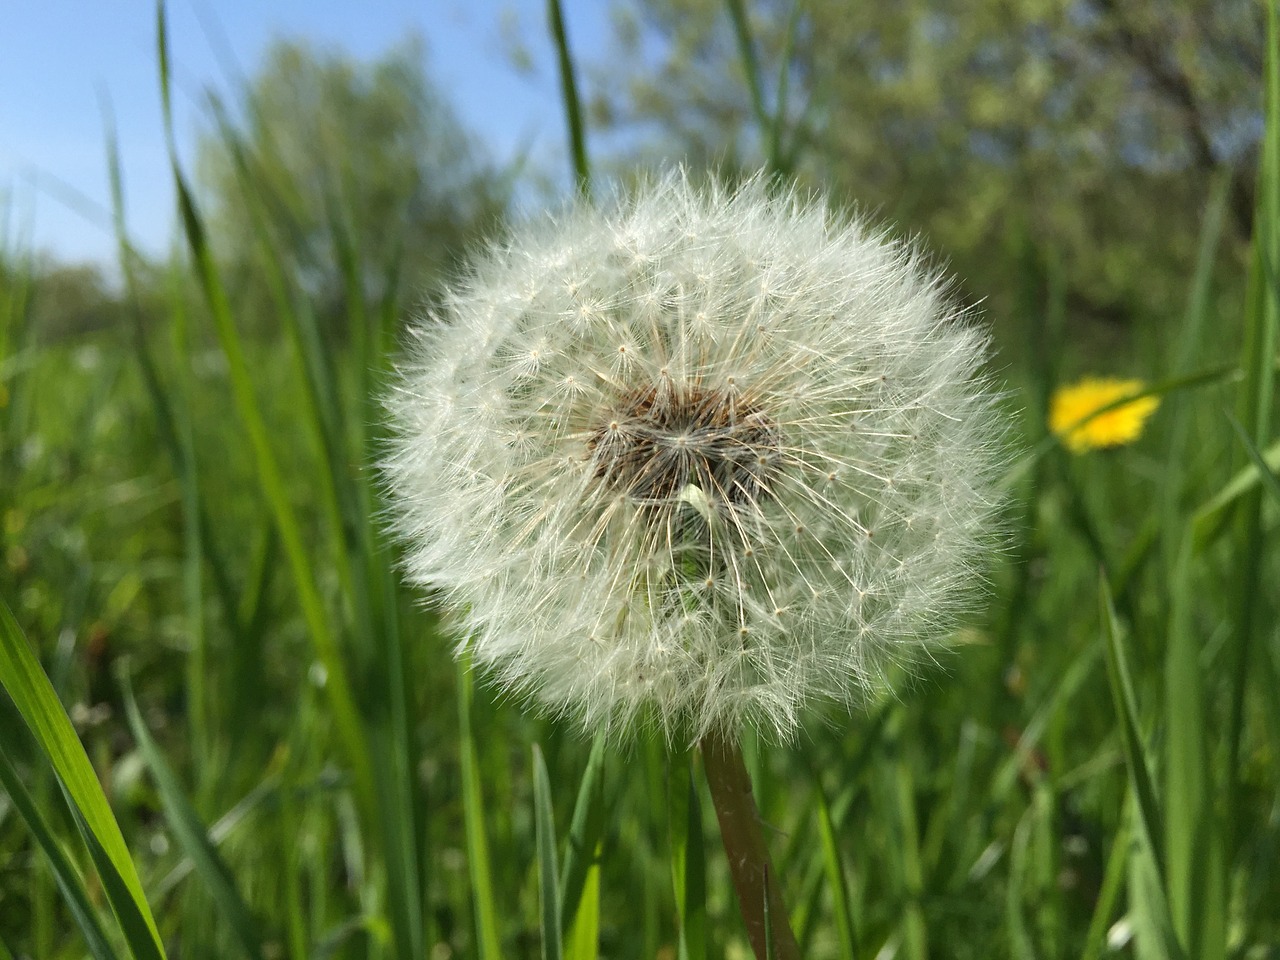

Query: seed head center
[587,381,783,506]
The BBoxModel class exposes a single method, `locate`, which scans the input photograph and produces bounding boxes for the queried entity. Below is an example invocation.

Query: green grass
[1,1,1278,958]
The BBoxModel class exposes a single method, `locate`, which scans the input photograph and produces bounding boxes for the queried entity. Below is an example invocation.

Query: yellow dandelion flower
[1049,377,1159,453]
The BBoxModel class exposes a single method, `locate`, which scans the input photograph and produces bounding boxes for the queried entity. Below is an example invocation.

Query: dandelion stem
[700,729,800,960]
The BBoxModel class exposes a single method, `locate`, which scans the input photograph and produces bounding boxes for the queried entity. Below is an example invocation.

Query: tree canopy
[197,37,504,338]
[591,0,1263,344]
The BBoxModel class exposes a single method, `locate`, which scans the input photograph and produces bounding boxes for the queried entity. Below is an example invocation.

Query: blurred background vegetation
[1,0,1276,958]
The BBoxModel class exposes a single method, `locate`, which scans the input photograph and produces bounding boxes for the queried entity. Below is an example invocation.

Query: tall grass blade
[71,816,167,960]
[1005,804,1036,960]
[1191,435,1280,545]
[668,753,706,960]
[812,772,856,960]
[373,581,428,960]
[1227,412,1280,505]
[559,734,605,948]
[546,0,591,195]
[1124,796,1186,960]
[1158,190,1232,960]
[206,86,428,960]
[767,3,803,174]
[104,108,223,778]
[562,847,600,960]
[119,670,265,960]
[726,0,768,128]
[1079,821,1129,960]
[1099,578,1183,958]
[0,599,167,960]
[208,102,355,575]
[1097,577,1165,880]
[889,739,926,960]
[1225,0,1280,825]
[457,655,504,959]
[154,0,375,822]
[1225,411,1280,781]
[152,772,283,900]
[1162,539,1225,960]
[0,742,121,960]
[533,745,564,960]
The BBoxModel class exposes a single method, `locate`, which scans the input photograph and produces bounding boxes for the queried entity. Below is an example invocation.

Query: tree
[25,261,129,340]
[590,0,1263,342]
[197,37,504,339]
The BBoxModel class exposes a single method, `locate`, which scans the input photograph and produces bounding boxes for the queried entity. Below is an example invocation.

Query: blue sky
[0,1,612,266]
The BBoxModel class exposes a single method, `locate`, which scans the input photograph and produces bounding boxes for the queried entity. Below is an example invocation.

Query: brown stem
[700,729,801,960]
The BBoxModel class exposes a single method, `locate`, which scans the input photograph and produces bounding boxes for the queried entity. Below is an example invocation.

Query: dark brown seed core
[586,381,783,507]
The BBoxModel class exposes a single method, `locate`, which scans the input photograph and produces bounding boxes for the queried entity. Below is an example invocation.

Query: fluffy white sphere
[385,173,1004,742]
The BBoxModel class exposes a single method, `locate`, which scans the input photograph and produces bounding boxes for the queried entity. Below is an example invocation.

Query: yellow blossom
[1049,377,1159,453]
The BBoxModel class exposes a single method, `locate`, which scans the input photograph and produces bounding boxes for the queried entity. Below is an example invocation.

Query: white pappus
[384,172,1006,743]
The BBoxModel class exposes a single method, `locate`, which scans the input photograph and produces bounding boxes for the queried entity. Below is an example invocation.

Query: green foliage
[592,0,1263,352]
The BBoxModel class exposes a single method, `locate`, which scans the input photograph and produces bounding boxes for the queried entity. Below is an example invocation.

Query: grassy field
[1,3,1278,959]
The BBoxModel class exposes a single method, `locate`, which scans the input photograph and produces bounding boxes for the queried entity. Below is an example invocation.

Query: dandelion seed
[1049,377,1159,453]
[384,172,1006,743]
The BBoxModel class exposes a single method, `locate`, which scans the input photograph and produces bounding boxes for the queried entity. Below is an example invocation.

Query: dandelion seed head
[384,172,1007,743]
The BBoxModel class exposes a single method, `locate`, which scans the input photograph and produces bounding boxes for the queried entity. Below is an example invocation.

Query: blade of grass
[547,0,590,195]
[791,844,829,955]
[668,752,706,960]
[153,770,283,900]
[1227,411,1280,505]
[1079,817,1129,960]
[205,93,428,960]
[559,734,605,941]
[1158,180,1235,944]
[277,755,311,960]
[1123,794,1186,960]
[204,98,359,613]
[989,645,1101,802]
[533,745,564,960]
[1166,172,1232,379]
[1162,538,1225,960]
[1098,577,1185,958]
[0,598,167,960]
[207,111,429,960]
[1097,577,1165,882]
[328,171,429,959]
[457,655,504,960]
[155,0,375,823]
[766,2,803,175]
[1224,411,1280,824]
[104,107,238,784]
[724,0,804,175]
[888,730,926,960]
[811,772,856,960]
[563,842,601,960]
[0,742,122,960]
[1191,435,1280,545]
[374,561,428,960]
[1005,804,1036,960]
[119,669,265,960]
[320,170,427,960]
[1224,0,1279,842]
[725,0,769,145]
